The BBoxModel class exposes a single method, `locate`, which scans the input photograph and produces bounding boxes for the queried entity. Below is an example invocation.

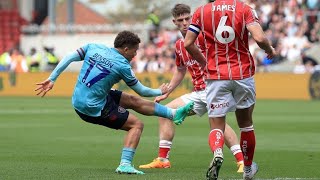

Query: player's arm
[184,27,206,68]
[35,45,87,97]
[122,68,170,97]
[247,24,275,59]
[130,81,164,97]
[167,66,187,94]
[245,6,276,59]
[48,51,83,82]
[154,66,186,102]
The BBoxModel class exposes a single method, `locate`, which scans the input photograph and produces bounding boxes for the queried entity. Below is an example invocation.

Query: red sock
[208,129,224,152]
[158,147,170,159]
[158,140,172,159]
[230,145,244,162]
[235,152,244,163]
[240,126,256,166]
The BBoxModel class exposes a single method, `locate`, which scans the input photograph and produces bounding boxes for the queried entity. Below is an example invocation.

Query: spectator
[43,47,59,71]
[10,49,28,73]
[26,48,42,72]
[0,51,11,71]
[146,9,161,33]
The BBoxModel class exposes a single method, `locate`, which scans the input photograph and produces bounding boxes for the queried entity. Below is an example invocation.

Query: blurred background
[0,0,320,99]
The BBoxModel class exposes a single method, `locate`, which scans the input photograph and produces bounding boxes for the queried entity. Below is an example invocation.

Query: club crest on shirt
[130,69,136,77]
[118,107,126,113]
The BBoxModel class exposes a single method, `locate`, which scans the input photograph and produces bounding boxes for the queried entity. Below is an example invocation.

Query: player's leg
[117,90,193,125]
[139,97,185,168]
[139,91,205,169]
[74,95,144,175]
[207,116,225,180]
[224,123,244,173]
[206,80,236,180]
[115,113,145,175]
[233,77,257,180]
[236,105,257,179]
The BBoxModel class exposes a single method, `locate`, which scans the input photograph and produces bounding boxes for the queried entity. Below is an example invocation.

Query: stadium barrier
[0,72,314,100]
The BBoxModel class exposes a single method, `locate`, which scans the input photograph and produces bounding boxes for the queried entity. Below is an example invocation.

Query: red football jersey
[189,0,259,80]
[175,34,207,91]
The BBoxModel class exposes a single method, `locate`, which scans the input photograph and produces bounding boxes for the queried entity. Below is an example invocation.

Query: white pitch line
[0,109,72,114]
[224,178,319,180]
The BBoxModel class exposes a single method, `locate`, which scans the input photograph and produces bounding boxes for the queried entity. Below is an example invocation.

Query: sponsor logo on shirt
[185,59,199,67]
[210,102,230,110]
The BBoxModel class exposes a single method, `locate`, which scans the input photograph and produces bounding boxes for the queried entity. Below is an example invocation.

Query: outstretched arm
[35,51,82,97]
[184,31,206,68]
[155,66,186,102]
[48,52,82,82]
[130,81,171,97]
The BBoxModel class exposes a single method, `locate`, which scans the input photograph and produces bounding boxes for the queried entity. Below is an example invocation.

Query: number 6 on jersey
[216,16,235,44]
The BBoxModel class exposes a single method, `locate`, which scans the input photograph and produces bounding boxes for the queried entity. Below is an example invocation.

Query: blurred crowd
[1,0,319,74]
[246,0,320,73]
[132,0,320,74]
[0,46,59,73]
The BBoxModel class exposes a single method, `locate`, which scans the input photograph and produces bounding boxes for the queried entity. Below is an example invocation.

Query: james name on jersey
[212,5,235,11]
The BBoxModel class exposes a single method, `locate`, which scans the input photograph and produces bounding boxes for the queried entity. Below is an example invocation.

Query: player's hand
[154,93,169,103]
[265,47,277,59]
[35,79,54,97]
[159,83,172,95]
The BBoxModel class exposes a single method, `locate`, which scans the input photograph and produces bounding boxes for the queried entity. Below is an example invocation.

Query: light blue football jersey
[72,43,138,116]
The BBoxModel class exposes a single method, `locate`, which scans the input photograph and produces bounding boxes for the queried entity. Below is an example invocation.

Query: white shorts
[206,77,256,118]
[180,90,208,117]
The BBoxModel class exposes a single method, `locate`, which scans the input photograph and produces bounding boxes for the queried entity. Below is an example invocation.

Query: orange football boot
[139,158,171,169]
[237,161,244,173]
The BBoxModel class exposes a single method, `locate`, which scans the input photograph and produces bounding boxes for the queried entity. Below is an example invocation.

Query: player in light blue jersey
[35,31,194,175]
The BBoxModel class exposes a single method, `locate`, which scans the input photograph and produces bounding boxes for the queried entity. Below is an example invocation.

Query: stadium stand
[0,0,319,73]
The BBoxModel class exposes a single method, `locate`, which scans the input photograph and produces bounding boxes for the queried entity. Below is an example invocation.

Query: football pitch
[0,97,320,180]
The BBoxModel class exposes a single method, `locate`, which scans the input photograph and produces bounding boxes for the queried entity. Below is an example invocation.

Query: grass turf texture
[0,97,320,180]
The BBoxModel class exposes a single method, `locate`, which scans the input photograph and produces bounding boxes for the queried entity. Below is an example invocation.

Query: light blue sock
[120,147,135,165]
[154,103,173,120]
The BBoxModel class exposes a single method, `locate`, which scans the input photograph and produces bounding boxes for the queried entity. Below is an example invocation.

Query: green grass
[0,97,320,179]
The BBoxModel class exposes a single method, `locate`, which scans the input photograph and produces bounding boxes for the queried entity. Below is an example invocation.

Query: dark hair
[114,30,141,48]
[171,4,191,18]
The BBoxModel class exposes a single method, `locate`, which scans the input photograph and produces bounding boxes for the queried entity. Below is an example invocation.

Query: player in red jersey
[139,3,244,173]
[184,0,276,180]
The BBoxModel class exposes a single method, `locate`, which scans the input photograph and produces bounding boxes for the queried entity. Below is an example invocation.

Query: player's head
[114,30,141,61]
[171,4,191,36]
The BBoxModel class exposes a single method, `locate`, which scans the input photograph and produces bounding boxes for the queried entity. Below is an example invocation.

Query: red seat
[5,41,16,50]
[1,28,11,34]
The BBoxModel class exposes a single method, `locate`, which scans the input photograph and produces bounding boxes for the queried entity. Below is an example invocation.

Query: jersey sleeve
[76,44,90,60]
[120,66,161,97]
[48,50,83,82]
[188,7,202,35]
[130,81,161,97]
[244,5,260,26]
[120,67,139,86]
